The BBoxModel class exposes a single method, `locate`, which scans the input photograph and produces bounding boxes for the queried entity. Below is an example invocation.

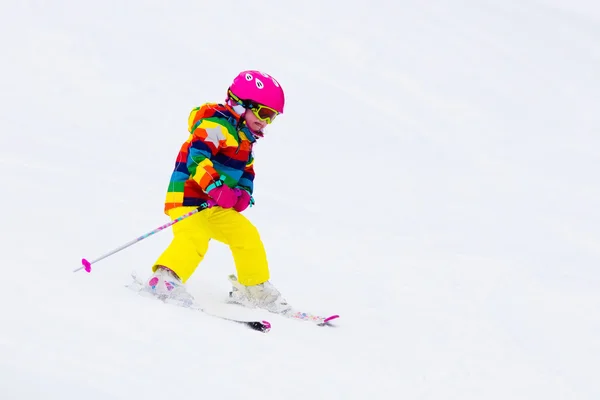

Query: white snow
[1,0,599,399]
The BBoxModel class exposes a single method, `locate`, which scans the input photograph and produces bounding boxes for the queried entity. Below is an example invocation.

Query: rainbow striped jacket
[164,103,256,214]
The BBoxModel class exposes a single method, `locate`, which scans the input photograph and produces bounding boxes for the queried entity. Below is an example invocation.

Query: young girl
[145,70,291,314]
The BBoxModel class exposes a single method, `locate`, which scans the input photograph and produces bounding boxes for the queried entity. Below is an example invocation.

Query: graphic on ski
[286,310,340,326]
[127,273,271,333]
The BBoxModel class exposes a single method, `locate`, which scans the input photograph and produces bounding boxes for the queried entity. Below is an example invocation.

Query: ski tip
[323,315,339,323]
[316,315,340,327]
[81,258,92,273]
[262,320,272,331]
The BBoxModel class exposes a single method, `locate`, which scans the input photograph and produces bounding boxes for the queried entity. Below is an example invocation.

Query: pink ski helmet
[228,70,285,114]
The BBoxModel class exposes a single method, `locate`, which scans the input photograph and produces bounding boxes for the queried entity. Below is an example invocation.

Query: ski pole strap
[205,175,227,194]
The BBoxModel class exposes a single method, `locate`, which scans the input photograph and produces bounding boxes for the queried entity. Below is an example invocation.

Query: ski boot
[228,274,292,314]
[146,266,194,307]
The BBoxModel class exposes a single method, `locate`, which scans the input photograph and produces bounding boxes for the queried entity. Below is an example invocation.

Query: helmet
[228,70,285,113]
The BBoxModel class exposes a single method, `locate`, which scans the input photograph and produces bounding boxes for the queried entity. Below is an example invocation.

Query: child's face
[244,108,268,133]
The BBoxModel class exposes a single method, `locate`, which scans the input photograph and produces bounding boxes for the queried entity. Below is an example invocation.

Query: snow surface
[1,0,599,399]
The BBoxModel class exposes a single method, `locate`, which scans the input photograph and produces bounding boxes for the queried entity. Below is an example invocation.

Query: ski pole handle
[75,202,212,273]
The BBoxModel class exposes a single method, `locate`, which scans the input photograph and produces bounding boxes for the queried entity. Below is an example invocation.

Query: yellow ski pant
[152,206,269,286]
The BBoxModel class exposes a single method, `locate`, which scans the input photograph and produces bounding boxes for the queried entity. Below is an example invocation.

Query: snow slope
[1,0,599,399]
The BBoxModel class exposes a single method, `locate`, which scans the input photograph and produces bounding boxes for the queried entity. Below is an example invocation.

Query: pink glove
[207,182,237,209]
[233,188,254,212]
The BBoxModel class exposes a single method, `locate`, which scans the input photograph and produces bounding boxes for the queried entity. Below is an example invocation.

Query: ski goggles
[228,91,279,124]
[248,102,279,124]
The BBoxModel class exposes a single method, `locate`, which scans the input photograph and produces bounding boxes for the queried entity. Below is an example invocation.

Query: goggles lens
[250,103,279,124]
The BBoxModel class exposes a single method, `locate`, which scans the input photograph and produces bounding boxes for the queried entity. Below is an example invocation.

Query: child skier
[145,70,291,314]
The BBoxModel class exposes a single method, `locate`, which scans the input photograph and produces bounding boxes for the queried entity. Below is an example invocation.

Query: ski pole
[74,201,212,273]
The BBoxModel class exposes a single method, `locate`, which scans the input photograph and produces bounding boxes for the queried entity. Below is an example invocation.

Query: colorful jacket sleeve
[237,153,255,194]
[187,119,228,192]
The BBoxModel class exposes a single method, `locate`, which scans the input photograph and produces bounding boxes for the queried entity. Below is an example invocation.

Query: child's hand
[233,188,254,212]
[206,182,238,208]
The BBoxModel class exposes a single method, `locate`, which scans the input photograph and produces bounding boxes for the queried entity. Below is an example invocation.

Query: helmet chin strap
[240,118,264,140]
[227,95,264,140]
